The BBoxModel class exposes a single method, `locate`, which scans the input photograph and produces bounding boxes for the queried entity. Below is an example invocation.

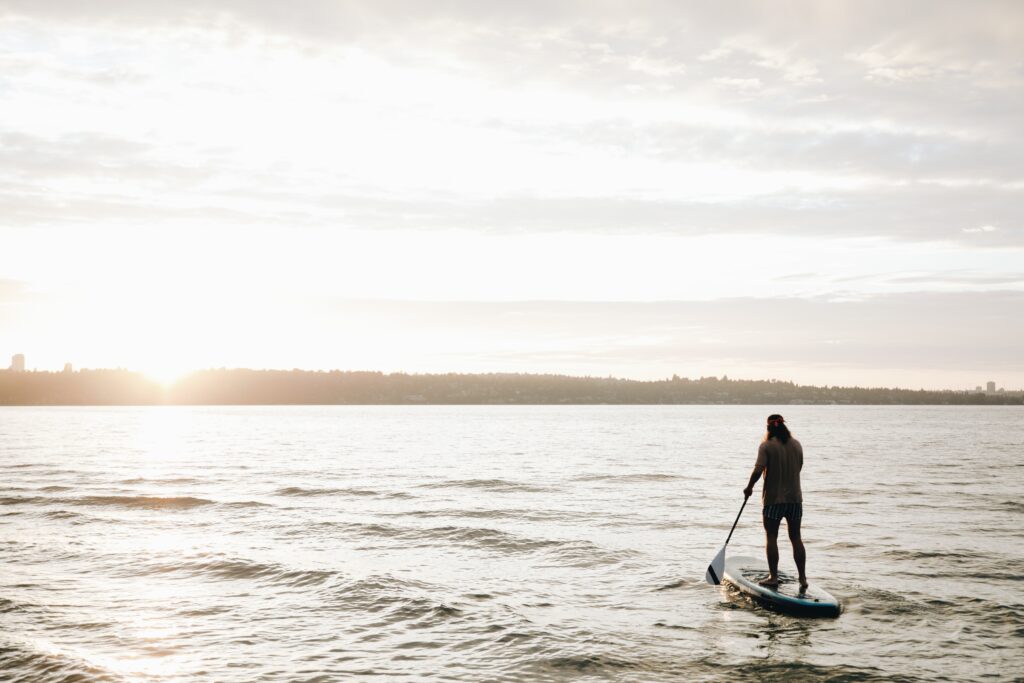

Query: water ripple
[2,405,1022,682]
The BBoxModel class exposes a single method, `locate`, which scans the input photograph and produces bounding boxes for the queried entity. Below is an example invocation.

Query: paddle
[705,495,748,585]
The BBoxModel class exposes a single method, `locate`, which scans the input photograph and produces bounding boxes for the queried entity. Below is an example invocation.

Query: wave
[519,651,912,683]
[703,660,912,683]
[0,637,118,683]
[826,541,862,550]
[143,555,335,588]
[176,605,232,617]
[0,496,48,506]
[884,548,982,561]
[295,516,638,567]
[335,521,410,539]
[573,473,682,483]
[944,596,1024,632]
[42,510,90,523]
[38,485,72,492]
[0,494,212,511]
[850,591,1024,641]
[119,477,200,485]
[851,587,1023,626]
[376,598,463,628]
[326,575,460,629]
[0,597,26,614]
[275,486,412,499]
[325,519,624,562]
[419,525,563,552]
[838,587,928,617]
[324,520,559,553]
[278,486,373,496]
[999,500,1024,513]
[655,578,707,592]
[519,652,649,678]
[418,478,550,493]
[540,539,638,568]
[74,495,213,510]
[385,506,585,523]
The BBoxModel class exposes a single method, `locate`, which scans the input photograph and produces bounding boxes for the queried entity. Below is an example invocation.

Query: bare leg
[787,515,808,590]
[760,515,781,586]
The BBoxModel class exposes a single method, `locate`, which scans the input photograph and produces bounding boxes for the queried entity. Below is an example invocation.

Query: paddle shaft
[724,496,749,546]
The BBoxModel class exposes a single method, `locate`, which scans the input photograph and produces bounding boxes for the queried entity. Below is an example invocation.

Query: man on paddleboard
[742,414,807,590]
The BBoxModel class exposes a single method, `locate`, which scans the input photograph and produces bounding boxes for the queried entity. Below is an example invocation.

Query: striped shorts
[763,502,803,523]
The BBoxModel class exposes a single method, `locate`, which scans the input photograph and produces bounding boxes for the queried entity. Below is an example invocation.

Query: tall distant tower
[986,381,996,393]
[9,354,25,372]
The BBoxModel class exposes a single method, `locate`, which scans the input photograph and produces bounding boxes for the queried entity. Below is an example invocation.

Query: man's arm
[743,465,764,499]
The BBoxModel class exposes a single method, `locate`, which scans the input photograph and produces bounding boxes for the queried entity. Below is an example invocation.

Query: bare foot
[758,576,779,588]
[799,578,809,592]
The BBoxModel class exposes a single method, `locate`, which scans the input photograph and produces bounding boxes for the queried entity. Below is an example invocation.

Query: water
[1,405,1021,682]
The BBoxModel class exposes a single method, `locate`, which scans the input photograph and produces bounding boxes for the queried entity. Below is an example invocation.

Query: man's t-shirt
[756,437,803,505]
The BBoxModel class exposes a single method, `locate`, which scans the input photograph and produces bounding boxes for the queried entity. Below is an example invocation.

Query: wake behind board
[723,555,841,618]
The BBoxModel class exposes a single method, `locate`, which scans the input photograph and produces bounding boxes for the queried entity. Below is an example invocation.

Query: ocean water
[1,405,1021,682]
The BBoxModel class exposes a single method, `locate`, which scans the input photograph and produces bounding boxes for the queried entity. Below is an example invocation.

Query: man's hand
[743,486,753,499]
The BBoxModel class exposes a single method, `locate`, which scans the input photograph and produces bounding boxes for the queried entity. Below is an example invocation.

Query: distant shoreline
[1,369,1021,406]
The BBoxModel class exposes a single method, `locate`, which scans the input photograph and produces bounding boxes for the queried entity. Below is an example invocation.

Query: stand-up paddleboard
[723,555,841,617]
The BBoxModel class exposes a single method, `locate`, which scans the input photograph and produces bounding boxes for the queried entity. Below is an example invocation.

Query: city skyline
[2,2,1023,389]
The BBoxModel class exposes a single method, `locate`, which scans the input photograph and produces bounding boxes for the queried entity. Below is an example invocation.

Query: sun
[142,363,192,389]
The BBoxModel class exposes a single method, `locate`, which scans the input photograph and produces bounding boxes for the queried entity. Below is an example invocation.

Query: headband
[767,417,785,427]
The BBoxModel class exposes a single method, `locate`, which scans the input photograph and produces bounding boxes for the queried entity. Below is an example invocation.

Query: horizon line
[3,365,1018,394]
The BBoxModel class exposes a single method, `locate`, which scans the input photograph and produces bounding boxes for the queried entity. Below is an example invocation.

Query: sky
[1,0,1022,389]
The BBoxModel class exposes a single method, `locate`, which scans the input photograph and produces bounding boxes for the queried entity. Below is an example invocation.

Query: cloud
[0,279,45,330]
[1,3,1020,243]
[2,183,1020,250]
[0,278,30,300]
[1,0,1022,347]
[306,291,1024,387]
[0,132,161,180]
[883,271,1024,286]
[1,128,1020,246]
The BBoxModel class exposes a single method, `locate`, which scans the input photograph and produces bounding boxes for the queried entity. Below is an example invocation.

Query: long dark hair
[764,414,791,444]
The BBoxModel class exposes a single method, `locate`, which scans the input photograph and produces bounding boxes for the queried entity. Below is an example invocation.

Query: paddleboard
[723,555,841,618]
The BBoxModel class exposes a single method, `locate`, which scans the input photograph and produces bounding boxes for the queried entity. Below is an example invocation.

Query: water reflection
[1,405,1022,681]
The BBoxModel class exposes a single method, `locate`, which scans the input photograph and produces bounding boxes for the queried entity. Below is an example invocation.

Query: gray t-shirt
[755,437,803,505]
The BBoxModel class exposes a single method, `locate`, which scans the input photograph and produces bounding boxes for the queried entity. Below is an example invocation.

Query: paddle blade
[705,545,726,585]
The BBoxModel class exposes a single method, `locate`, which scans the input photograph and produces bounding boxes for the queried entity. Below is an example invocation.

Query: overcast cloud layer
[1,1,1022,388]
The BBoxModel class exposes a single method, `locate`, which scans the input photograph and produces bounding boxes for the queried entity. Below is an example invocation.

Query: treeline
[0,369,162,405]
[0,369,1021,405]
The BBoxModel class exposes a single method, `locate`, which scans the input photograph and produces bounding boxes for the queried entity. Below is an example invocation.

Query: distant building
[987,381,996,393]
[975,386,983,392]
[63,362,73,373]
[9,354,24,372]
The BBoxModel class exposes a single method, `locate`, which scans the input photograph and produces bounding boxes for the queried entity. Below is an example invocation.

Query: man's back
[756,437,803,505]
